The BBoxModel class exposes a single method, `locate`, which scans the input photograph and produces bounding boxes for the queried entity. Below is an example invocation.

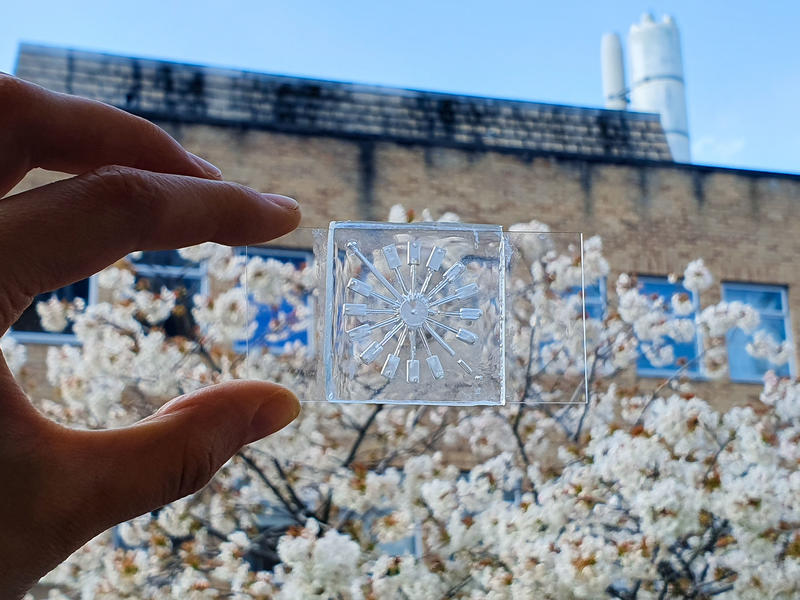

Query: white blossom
[192,288,256,343]
[0,334,27,375]
[97,265,136,298]
[683,258,713,292]
[17,214,798,599]
[642,342,674,367]
[670,291,695,316]
[240,256,296,306]
[746,330,792,365]
[133,286,177,324]
[178,242,229,263]
[388,203,409,223]
[36,295,68,332]
[698,301,760,337]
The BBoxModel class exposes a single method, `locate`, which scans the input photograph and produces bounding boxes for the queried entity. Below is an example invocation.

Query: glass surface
[636,277,702,377]
[723,286,784,313]
[723,284,793,382]
[567,278,606,319]
[235,247,313,354]
[242,297,311,352]
[728,315,791,381]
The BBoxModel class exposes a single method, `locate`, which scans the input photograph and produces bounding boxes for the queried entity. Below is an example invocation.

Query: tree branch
[635,347,710,425]
[238,451,305,524]
[572,347,600,441]
[272,457,311,518]
[342,405,383,468]
[510,405,531,466]
[320,405,384,524]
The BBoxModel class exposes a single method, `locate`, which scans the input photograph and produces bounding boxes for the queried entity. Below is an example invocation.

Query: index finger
[0,167,301,330]
[0,74,220,196]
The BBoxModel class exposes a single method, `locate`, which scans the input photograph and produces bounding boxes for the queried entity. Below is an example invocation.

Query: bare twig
[702,434,735,482]
[635,347,710,425]
[572,348,600,441]
[272,458,310,517]
[320,404,384,523]
[510,405,531,466]
[342,405,383,468]
[238,451,305,524]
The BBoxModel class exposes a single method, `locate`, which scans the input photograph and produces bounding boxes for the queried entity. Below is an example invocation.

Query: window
[636,276,702,378]
[236,246,313,354]
[129,250,208,338]
[723,283,794,382]
[539,277,605,372]
[575,277,607,320]
[10,278,97,344]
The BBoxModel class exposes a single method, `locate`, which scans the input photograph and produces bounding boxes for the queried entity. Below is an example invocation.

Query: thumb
[64,381,299,537]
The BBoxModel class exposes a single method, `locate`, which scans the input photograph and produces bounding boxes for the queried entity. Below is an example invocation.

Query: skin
[0,73,302,598]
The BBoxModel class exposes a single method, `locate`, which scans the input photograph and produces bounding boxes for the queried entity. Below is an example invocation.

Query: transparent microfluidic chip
[240,222,589,406]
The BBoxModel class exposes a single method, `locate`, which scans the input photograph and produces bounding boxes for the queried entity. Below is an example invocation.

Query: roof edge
[123,103,800,181]
[16,41,663,122]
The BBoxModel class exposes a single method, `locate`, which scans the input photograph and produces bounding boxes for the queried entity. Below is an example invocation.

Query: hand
[0,74,302,597]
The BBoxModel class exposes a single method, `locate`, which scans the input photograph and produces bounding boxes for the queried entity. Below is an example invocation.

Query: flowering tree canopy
[4,206,798,599]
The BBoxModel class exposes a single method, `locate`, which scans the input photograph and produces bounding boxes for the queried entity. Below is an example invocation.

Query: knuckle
[86,165,141,191]
[84,164,145,196]
[80,165,161,242]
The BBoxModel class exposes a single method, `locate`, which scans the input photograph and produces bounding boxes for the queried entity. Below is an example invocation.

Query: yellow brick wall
[9,124,800,408]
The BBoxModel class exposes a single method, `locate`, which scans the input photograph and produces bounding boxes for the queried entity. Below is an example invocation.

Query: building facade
[10,44,800,407]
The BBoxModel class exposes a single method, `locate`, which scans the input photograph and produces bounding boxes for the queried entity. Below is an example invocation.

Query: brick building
[10,43,800,406]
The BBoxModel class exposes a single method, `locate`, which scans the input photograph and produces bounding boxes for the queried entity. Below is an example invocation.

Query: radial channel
[345,239,482,383]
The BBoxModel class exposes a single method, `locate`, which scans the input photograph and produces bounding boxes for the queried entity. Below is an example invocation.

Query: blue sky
[2,0,798,174]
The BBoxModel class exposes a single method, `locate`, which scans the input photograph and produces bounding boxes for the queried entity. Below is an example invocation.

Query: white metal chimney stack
[601,33,628,110]
[628,13,691,162]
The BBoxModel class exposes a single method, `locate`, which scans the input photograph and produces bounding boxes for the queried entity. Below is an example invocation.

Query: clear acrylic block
[322,222,506,406]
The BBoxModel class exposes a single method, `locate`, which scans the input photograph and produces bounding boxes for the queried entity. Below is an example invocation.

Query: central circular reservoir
[399,297,429,328]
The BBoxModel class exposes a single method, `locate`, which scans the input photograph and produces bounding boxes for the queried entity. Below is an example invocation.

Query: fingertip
[246,386,301,444]
[259,192,302,236]
[187,152,223,180]
[152,380,300,444]
[261,193,299,211]
[244,191,301,242]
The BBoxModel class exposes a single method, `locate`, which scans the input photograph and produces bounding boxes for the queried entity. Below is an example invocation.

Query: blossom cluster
[6,205,797,599]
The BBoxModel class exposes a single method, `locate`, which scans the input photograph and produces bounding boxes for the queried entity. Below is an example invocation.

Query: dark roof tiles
[15,43,672,161]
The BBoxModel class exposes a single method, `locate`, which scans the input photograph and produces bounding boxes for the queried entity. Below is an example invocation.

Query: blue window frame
[10,278,97,344]
[129,250,208,338]
[723,283,794,383]
[235,246,313,354]
[636,276,702,378]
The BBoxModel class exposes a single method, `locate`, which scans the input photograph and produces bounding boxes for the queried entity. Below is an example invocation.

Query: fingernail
[262,193,299,211]
[246,390,301,444]
[189,152,222,179]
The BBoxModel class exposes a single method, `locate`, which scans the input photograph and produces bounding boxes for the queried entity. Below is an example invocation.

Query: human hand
[0,74,301,597]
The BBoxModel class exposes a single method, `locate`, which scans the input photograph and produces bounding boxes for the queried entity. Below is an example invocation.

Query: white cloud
[691,135,746,165]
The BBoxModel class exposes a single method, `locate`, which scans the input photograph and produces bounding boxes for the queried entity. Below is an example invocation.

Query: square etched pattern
[323,222,506,406]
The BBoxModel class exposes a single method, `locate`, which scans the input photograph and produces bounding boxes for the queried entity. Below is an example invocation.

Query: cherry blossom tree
[4,206,798,600]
